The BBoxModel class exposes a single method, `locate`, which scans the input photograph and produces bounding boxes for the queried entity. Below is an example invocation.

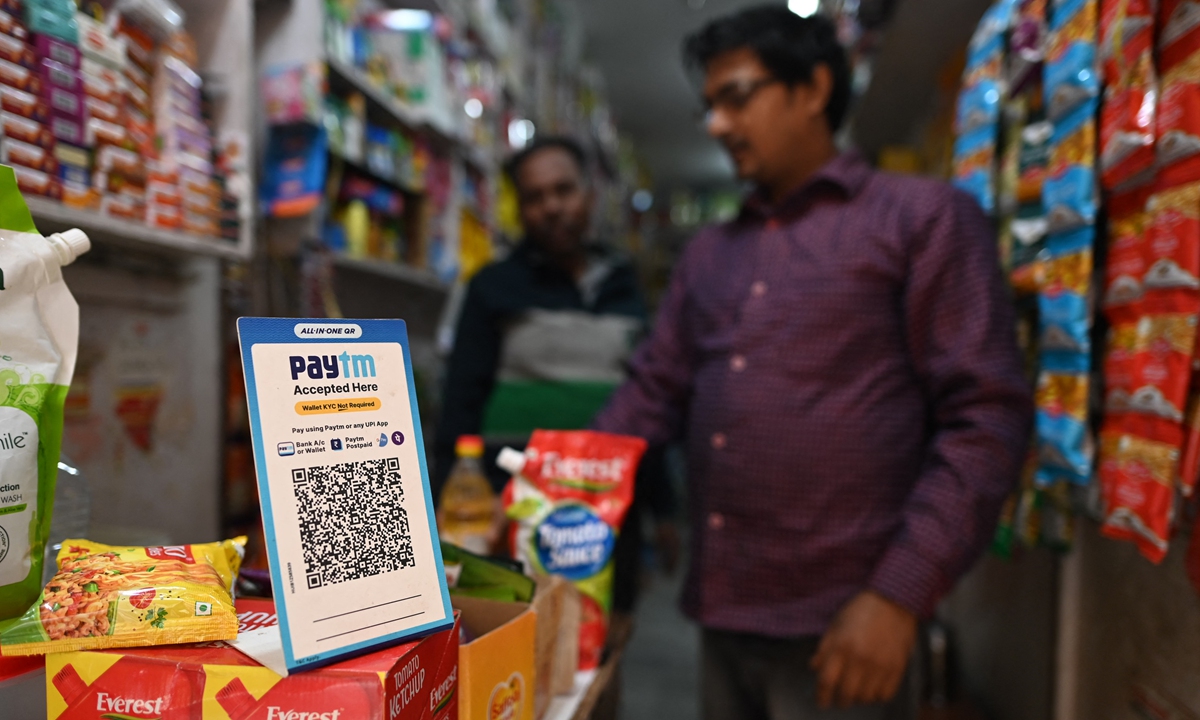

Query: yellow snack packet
[0,537,245,655]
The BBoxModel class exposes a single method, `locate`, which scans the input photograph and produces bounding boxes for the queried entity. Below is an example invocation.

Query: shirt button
[708,512,725,530]
[711,432,727,450]
[730,355,746,372]
[751,281,767,298]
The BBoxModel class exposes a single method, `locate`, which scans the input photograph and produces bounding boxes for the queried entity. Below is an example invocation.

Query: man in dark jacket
[434,136,677,609]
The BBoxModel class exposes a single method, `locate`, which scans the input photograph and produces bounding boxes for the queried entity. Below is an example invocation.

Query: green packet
[440,541,535,603]
[0,166,90,619]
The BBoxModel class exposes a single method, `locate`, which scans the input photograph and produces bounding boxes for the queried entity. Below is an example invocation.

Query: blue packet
[1035,410,1094,484]
[957,79,1003,135]
[954,128,999,214]
[1040,290,1091,355]
[1044,164,1097,233]
[1046,41,1099,122]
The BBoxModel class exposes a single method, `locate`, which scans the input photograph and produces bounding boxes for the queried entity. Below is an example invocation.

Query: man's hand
[810,591,917,709]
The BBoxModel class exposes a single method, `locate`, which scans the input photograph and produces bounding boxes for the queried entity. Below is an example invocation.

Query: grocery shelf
[331,254,451,294]
[329,149,425,196]
[25,197,246,260]
[326,58,444,141]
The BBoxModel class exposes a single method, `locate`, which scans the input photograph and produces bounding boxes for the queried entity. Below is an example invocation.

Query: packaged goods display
[499,430,646,671]
[0,169,89,620]
[0,537,245,655]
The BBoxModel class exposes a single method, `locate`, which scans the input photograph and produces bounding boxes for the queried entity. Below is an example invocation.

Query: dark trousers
[701,629,917,720]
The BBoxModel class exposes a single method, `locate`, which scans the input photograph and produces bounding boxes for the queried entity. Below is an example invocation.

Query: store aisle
[621,566,700,720]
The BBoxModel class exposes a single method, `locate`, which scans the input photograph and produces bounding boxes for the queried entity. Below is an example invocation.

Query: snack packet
[1098,432,1177,562]
[1103,188,1153,313]
[1160,0,1200,74]
[0,166,90,620]
[1144,181,1200,310]
[498,430,646,671]
[1157,53,1200,186]
[0,537,246,655]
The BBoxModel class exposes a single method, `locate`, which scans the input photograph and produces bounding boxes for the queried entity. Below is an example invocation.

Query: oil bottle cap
[455,435,484,458]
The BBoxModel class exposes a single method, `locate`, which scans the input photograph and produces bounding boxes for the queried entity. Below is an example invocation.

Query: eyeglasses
[697,77,782,126]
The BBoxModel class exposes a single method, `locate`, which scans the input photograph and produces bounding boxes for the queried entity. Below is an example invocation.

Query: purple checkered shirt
[594,152,1033,637]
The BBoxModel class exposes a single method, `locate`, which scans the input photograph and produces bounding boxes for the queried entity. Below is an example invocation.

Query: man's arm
[432,278,503,500]
[867,188,1033,616]
[814,188,1033,709]
[592,246,697,445]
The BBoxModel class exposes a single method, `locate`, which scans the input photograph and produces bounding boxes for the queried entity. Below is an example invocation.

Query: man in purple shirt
[593,7,1032,719]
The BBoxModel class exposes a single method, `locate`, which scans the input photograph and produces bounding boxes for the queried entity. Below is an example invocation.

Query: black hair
[504,136,589,192]
[683,5,852,132]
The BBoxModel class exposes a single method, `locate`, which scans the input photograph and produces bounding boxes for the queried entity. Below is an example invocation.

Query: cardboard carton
[454,596,536,720]
[45,598,459,720]
[532,575,580,718]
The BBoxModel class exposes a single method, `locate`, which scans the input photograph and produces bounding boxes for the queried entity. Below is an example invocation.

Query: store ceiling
[576,0,989,191]
[574,0,779,190]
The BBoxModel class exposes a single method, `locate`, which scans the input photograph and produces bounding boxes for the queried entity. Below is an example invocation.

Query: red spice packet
[1160,0,1200,74]
[1101,83,1157,190]
[1099,431,1178,563]
[1157,55,1200,186]
[1103,188,1153,314]
[1144,181,1200,313]
[1102,0,1155,84]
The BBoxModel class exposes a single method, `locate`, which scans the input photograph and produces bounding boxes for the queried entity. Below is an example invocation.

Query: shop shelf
[332,254,451,294]
[25,197,246,260]
[329,149,425,196]
[327,58,438,138]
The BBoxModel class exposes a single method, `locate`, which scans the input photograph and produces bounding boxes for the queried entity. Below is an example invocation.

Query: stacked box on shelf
[0,0,61,200]
[100,16,153,222]
[153,31,219,235]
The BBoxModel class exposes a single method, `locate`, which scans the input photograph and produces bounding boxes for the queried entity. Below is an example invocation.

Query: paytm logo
[288,352,376,380]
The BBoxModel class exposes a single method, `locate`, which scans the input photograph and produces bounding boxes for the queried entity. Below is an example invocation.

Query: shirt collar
[740,151,872,222]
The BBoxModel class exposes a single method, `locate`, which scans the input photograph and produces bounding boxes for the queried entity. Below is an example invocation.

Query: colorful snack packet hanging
[1105,313,1198,444]
[955,128,1001,214]
[1101,83,1158,190]
[499,430,646,671]
[1010,0,1049,93]
[1099,432,1177,562]
[1144,181,1200,310]
[1103,189,1153,312]
[0,537,245,656]
[1100,0,1156,85]
[1044,109,1099,233]
[1046,0,1100,122]
[1160,0,1200,74]
[1157,54,1200,186]
[1035,369,1094,484]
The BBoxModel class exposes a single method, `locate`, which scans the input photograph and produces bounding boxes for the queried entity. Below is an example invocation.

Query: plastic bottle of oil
[438,435,496,554]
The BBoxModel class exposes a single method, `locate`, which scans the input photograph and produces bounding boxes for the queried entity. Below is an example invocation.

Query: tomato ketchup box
[45,598,460,720]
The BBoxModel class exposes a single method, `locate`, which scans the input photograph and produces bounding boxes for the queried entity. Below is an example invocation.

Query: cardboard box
[454,596,537,720]
[532,576,580,719]
[45,598,459,720]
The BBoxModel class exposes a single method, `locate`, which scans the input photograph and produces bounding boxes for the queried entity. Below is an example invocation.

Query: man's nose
[706,107,734,139]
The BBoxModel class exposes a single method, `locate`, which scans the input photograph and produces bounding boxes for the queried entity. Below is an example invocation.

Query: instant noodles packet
[499,430,646,671]
[0,537,246,655]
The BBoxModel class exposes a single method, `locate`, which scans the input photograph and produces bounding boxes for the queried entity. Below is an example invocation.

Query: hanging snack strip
[953,0,1018,214]
[1036,0,1101,489]
[1099,0,1158,191]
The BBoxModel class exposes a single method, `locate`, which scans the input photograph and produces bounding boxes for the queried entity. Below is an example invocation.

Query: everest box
[237,318,453,672]
[44,598,461,720]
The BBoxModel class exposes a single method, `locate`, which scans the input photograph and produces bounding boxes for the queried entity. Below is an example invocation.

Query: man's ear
[806,64,834,121]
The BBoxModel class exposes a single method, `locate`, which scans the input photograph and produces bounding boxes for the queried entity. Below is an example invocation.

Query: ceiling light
[464,98,483,119]
[631,190,653,212]
[508,118,535,148]
[378,10,433,32]
[788,0,820,17]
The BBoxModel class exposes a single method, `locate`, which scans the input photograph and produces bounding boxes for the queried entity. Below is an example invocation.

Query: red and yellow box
[454,596,536,720]
[45,598,460,720]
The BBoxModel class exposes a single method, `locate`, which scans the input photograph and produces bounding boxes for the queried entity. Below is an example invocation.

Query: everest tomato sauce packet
[499,430,646,671]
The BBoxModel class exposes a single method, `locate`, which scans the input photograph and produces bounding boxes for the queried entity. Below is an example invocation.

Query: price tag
[237,318,452,671]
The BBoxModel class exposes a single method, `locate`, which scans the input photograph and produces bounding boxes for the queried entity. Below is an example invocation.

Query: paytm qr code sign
[237,318,453,671]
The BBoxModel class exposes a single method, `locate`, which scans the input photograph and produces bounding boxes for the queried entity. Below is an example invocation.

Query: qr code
[292,457,415,589]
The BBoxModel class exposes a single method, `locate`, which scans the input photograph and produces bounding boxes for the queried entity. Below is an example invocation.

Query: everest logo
[95,691,165,717]
[265,708,343,720]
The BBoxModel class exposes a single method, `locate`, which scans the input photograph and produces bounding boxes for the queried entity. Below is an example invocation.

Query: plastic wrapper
[0,537,245,655]
[1010,0,1048,93]
[1160,0,1200,73]
[1101,0,1156,85]
[1101,80,1157,190]
[1035,370,1094,484]
[1144,181,1200,310]
[1044,109,1099,232]
[1046,0,1100,122]
[1157,53,1200,185]
[954,127,999,214]
[1103,313,1197,444]
[1103,188,1154,312]
[500,430,646,671]
[1099,432,1177,562]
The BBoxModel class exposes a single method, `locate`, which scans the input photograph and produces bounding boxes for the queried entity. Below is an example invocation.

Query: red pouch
[1123,314,1198,446]
[1144,182,1200,313]
[1102,0,1155,84]
[1104,188,1153,313]
[1157,55,1200,186]
[1101,83,1157,190]
[500,430,646,671]
[1099,431,1178,562]
[1161,0,1200,74]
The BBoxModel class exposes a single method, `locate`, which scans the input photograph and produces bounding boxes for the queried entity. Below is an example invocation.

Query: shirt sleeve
[592,246,696,446]
[868,188,1034,619]
[432,277,502,501]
